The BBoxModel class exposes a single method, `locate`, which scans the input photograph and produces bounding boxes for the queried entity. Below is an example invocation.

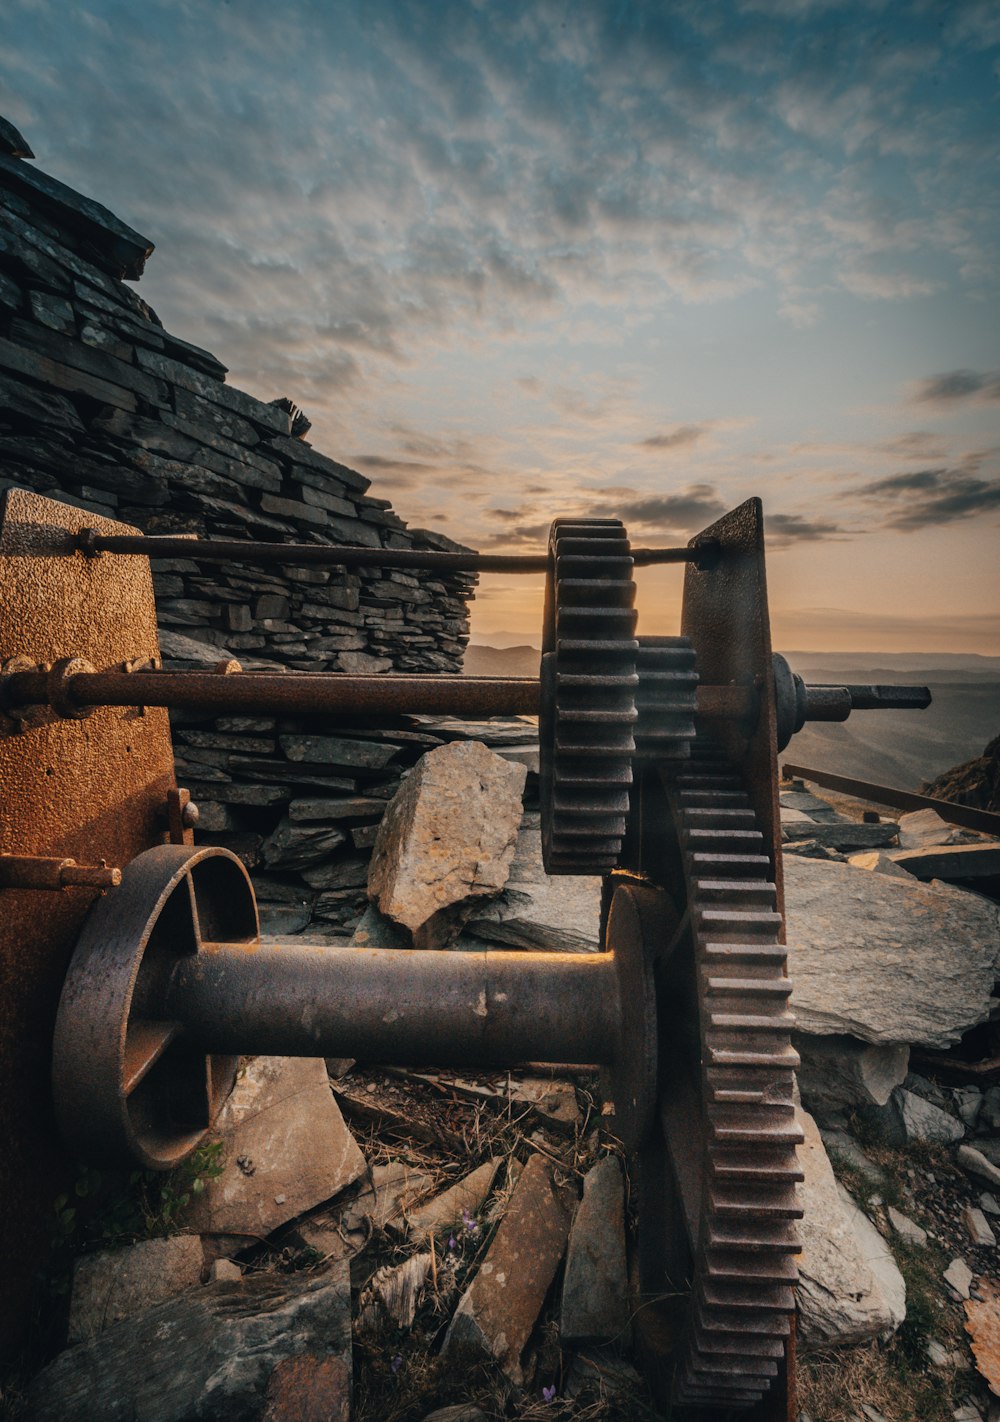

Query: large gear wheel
[613,739,803,1414]
[539,518,639,875]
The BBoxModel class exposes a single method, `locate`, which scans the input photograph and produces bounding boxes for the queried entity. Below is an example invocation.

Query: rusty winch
[0,487,931,1416]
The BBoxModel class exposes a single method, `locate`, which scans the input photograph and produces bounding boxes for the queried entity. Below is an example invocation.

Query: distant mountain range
[463,642,1000,790]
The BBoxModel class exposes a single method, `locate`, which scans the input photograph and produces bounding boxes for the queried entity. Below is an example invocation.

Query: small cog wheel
[539,518,638,875]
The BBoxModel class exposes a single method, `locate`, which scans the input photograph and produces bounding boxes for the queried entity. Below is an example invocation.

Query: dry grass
[801,1127,983,1421]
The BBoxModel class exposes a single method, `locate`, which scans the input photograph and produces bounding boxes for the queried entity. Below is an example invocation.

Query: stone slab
[795,1034,909,1115]
[184,1057,366,1240]
[28,1264,351,1422]
[785,855,1000,1047]
[68,1235,205,1343]
[442,1153,571,1382]
[889,843,1000,882]
[467,821,601,953]
[782,819,900,851]
[795,1109,905,1346]
[560,1157,628,1344]
[407,1161,501,1241]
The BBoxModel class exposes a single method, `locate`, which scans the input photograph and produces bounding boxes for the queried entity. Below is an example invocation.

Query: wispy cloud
[910,370,1000,406]
[635,424,707,451]
[765,512,849,546]
[851,467,1000,530]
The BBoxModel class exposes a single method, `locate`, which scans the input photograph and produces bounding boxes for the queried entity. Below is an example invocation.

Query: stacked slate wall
[0,120,476,936]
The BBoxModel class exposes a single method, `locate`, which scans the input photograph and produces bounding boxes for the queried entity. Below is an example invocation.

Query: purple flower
[542,1383,557,1402]
[391,1354,403,1374]
[462,1207,479,1234]
[447,1234,458,1251]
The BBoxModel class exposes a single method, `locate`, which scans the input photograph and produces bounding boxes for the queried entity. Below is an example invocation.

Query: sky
[1,0,998,652]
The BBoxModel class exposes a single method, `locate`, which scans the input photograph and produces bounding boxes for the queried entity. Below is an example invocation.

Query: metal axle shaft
[75,529,719,574]
[166,941,620,1066]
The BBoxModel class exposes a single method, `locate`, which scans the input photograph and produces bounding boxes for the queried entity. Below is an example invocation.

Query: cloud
[636,424,707,451]
[589,484,729,534]
[874,432,948,460]
[851,467,1000,530]
[911,370,1000,406]
[765,512,848,546]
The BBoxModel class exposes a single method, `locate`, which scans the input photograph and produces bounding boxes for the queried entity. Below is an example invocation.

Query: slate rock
[897,808,962,849]
[944,1257,974,1300]
[782,820,899,851]
[407,1160,501,1241]
[795,1034,909,1116]
[28,1264,351,1422]
[368,741,526,948]
[887,1205,927,1247]
[959,1146,1000,1191]
[279,734,400,770]
[889,842,1000,884]
[261,819,347,870]
[260,1352,350,1422]
[467,821,601,953]
[560,1156,628,1344]
[68,1235,205,1343]
[963,1205,996,1247]
[796,1109,904,1346]
[184,1057,366,1240]
[847,850,915,881]
[442,1153,572,1382]
[785,855,1000,1047]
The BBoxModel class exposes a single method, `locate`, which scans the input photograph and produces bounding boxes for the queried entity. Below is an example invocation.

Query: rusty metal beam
[782,762,1000,838]
[75,529,719,573]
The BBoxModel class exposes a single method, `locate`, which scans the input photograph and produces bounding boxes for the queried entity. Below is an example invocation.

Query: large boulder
[367,741,526,948]
[785,856,1000,1048]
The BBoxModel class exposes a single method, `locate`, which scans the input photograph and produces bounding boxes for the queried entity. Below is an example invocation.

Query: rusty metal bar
[3,668,543,718]
[166,943,621,1066]
[782,763,1000,838]
[0,855,121,891]
[74,529,717,573]
[1,666,763,722]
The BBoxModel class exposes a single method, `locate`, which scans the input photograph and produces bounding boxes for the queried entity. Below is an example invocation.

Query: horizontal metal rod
[3,667,761,721]
[167,942,621,1066]
[782,763,1000,837]
[809,683,932,712]
[75,529,715,573]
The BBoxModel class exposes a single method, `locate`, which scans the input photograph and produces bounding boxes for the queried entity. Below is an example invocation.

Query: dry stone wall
[0,118,477,934]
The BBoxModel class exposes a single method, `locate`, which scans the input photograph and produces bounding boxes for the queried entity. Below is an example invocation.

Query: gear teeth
[657,744,801,1412]
[540,519,640,874]
[633,636,698,761]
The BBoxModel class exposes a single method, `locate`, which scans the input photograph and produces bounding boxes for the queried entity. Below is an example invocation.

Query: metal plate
[0,488,175,1360]
[681,498,783,918]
